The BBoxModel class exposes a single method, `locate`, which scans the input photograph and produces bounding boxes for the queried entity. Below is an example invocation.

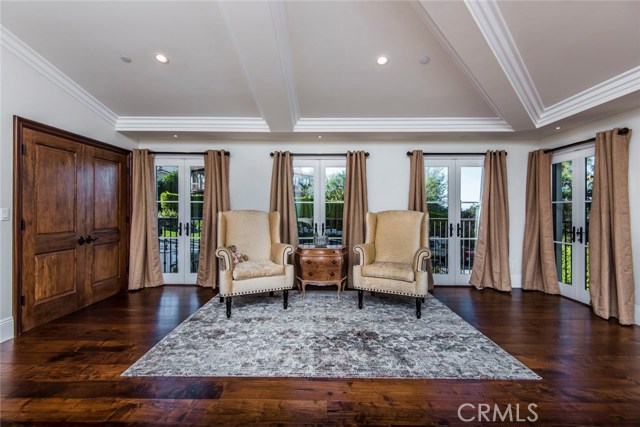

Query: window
[293,159,346,245]
[551,148,593,304]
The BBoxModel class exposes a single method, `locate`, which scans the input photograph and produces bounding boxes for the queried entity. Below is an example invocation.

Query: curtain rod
[270,152,369,157]
[406,151,505,156]
[150,150,230,156]
[543,127,629,154]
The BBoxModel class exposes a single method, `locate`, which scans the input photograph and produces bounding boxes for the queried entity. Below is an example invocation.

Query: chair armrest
[413,247,432,272]
[215,247,233,271]
[354,243,375,266]
[271,243,294,265]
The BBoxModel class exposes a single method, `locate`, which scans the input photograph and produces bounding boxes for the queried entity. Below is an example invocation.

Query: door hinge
[21,144,26,155]
[20,295,25,306]
[20,220,26,230]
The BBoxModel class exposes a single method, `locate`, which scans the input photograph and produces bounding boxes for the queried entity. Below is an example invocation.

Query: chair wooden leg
[358,290,364,309]
[283,290,289,309]
[421,297,425,303]
[370,291,375,296]
[416,298,422,319]
[226,297,232,318]
[270,291,275,297]
[219,296,224,303]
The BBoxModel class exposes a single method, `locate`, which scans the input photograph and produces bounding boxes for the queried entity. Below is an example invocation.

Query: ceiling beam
[217,0,298,132]
[416,0,535,131]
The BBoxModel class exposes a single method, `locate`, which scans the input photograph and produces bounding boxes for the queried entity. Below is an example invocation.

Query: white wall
[0,46,137,341]
[540,107,640,325]
[140,139,537,291]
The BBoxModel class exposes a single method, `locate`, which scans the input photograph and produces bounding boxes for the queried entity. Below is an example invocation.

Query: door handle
[449,223,453,237]
[85,235,98,243]
[571,226,576,243]
[185,223,190,236]
[457,223,462,237]
[178,222,182,236]
[576,227,584,244]
[78,236,86,245]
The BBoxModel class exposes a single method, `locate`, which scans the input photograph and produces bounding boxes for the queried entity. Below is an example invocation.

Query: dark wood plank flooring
[1,286,639,426]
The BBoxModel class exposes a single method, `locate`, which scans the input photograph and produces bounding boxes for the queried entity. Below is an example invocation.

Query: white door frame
[425,158,483,286]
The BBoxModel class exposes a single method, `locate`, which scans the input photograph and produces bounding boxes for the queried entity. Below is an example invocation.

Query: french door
[425,159,483,285]
[551,148,594,304]
[155,158,204,284]
[293,159,346,245]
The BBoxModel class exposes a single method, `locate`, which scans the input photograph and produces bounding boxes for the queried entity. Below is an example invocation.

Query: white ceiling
[1,0,639,142]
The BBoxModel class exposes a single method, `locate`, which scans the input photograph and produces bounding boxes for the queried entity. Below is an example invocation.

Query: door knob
[85,235,98,243]
[77,236,86,245]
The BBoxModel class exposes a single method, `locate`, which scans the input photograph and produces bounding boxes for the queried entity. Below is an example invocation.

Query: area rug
[122,291,540,380]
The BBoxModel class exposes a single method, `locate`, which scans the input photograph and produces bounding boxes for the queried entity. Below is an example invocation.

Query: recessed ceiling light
[376,55,388,66]
[155,53,169,64]
[419,56,430,65]
[173,134,178,138]
[555,126,561,130]
[318,135,322,139]
[120,55,132,63]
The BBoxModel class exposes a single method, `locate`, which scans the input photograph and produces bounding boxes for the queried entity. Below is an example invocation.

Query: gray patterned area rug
[123,291,540,380]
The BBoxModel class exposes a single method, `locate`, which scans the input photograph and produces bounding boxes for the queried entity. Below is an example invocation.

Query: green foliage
[157,170,178,195]
[325,170,345,202]
[159,192,178,218]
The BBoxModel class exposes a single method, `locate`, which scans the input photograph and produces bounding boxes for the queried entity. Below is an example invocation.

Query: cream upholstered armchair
[215,210,294,318]
[353,210,432,318]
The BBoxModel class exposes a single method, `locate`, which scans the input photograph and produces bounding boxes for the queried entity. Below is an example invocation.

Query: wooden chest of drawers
[295,245,348,295]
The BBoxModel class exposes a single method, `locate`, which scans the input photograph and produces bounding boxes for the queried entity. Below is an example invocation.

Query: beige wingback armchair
[215,210,294,318]
[353,210,432,318]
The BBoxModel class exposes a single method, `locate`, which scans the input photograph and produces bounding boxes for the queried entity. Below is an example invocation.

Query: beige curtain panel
[590,128,635,325]
[270,151,298,245]
[196,150,230,288]
[469,150,512,291]
[128,149,163,290]
[408,150,434,290]
[343,151,369,287]
[522,150,559,294]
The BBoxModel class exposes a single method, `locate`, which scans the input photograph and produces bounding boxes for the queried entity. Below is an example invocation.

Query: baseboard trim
[0,317,14,342]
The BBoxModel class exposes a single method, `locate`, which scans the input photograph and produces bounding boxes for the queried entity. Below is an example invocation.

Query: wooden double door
[16,118,129,333]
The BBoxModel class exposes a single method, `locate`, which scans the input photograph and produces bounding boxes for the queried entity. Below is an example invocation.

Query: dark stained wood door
[84,146,128,305]
[20,129,87,332]
[16,118,130,333]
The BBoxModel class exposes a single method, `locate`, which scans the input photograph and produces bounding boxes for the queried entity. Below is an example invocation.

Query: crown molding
[115,116,270,132]
[538,66,640,127]
[410,1,504,121]
[294,117,513,132]
[464,0,543,124]
[269,0,300,125]
[1,26,118,126]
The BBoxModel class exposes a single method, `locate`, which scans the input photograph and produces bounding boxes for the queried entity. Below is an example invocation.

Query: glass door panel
[156,165,180,281]
[458,166,482,280]
[426,165,451,282]
[323,166,345,244]
[294,165,316,244]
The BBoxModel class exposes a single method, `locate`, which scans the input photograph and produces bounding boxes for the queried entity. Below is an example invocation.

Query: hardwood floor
[1,286,639,426]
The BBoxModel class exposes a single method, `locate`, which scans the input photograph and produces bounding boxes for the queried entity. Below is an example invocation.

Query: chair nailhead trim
[353,286,426,298]
[220,286,293,297]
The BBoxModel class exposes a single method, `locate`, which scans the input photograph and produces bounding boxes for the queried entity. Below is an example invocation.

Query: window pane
[156,166,178,197]
[585,156,594,201]
[159,237,178,274]
[554,243,572,285]
[552,202,572,242]
[294,166,315,243]
[426,166,449,273]
[552,161,572,201]
[460,167,482,202]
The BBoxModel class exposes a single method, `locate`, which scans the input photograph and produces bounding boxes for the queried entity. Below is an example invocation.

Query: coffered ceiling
[1,0,639,141]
